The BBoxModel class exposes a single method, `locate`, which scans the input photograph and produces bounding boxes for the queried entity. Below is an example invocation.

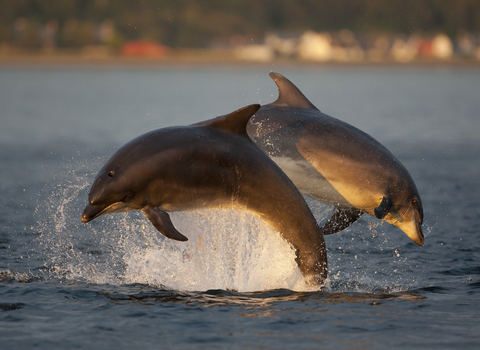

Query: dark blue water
[1,66,479,349]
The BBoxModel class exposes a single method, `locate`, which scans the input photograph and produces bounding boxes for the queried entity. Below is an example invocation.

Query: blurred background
[1,0,480,64]
[1,3,480,348]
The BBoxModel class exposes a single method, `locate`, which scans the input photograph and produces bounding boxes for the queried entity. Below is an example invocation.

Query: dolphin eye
[108,171,115,177]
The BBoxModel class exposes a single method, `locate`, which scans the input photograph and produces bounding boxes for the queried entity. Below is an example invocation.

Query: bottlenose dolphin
[82,104,327,287]
[246,73,424,245]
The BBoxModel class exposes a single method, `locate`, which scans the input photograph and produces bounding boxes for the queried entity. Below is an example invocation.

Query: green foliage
[0,0,478,49]
[60,19,95,48]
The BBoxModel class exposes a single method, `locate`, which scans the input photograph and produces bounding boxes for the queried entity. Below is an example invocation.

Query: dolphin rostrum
[246,73,424,246]
[82,104,327,287]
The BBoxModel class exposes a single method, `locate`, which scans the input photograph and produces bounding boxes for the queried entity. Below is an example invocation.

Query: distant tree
[60,19,95,47]
[0,0,479,49]
[13,18,43,49]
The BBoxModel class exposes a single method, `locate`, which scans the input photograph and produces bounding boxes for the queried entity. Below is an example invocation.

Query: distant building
[234,44,274,62]
[431,34,453,60]
[264,33,298,57]
[391,38,418,62]
[416,34,453,60]
[366,36,390,62]
[297,31,332,62]
[41,19,59,52]
[457,33,476,57]
[120,40,169,58]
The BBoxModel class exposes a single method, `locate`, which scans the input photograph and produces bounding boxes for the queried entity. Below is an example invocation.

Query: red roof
[120,40,169,58]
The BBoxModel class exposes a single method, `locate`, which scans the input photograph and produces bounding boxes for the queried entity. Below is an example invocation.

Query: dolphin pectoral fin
[374,196,394,220]
[142,207,188,242]
[320,207,363,235]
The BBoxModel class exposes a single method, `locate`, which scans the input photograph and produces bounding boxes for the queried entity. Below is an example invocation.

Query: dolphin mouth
[405,219,424,246]
[81,203,110,223]
[393,215,424,246]
[413,209,424,246]
[82,193,135,223]
[415,221,425,246]
[81,202,126,223]
[412,228,424,246]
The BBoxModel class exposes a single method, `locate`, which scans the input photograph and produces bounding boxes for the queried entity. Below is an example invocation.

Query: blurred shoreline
[2,50,479,69]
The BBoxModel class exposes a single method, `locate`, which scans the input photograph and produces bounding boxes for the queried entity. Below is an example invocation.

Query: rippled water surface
[1,66,479,349]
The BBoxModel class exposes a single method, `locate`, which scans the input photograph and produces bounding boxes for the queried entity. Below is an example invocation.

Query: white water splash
[37,161,314,292]
[122,210,312,292]
[37,160,420,294]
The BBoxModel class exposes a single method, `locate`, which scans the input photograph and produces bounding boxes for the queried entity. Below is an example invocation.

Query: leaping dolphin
[246,73,424,246]
[82,104,327,287]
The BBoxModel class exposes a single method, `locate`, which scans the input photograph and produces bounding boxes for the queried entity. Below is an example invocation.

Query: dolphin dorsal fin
[268,72,318,110]
[193,104,260,137]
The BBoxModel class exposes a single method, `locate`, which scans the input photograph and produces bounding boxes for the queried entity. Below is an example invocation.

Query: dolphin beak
[399,219,424,246]
[81,203,108,223]
[408,224,424,246]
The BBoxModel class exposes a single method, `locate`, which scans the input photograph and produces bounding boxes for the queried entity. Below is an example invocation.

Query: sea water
[1,66,479,349]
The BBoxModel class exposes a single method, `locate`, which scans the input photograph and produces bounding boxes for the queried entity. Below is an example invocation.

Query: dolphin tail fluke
[268,72,319,110]
[142,207,188,241]
[320,207,364,235]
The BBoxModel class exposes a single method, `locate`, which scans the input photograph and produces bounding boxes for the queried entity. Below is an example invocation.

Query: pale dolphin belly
[270,156,351,207]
